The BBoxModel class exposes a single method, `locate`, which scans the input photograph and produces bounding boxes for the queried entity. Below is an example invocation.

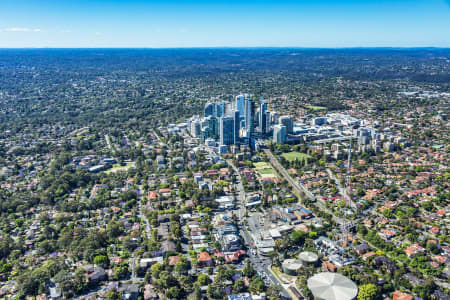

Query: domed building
[307,272,358,300]
[298,251,319,266]
[281,258,302,276]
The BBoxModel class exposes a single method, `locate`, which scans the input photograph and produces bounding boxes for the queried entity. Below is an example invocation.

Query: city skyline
[0,0,449,48]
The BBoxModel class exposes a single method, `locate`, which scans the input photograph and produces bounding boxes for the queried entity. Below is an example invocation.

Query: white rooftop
[307,272,358,300]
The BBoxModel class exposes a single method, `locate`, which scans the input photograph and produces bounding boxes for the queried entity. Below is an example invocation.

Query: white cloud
[95,32,102,36]
[4,27,43,32]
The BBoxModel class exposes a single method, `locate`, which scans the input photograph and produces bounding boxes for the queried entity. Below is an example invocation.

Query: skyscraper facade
[220,116,234,145]
[264,111,271,134]
[191,120,201,137]
[235,94,245,116]
[273,124,287,143]
[259,100,268,134]
[204,103,215,118]
[224,102,233,116]
[207,116,219,139]
[279,115,294,134]
[244,98,254,133]
[215,102,225,118]
[233,110,240,145]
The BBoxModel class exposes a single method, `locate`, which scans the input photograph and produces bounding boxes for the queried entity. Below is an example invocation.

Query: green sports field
[254,162,278,178]
[281,152,311,162]
[306,105,327,111]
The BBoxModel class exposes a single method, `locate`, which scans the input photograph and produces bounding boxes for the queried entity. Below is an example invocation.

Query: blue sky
[0,0,449,48]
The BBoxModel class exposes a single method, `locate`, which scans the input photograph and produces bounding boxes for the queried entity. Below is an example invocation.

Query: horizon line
[0,46,449,50]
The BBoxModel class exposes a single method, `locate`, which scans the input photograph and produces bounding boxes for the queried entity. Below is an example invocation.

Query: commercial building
[216,222,242,252]
[220,116,235,145]
[233,110,240,145]
[311,117,328,126]
[264,111,271,134]
[218,144,228,154]
[224,102,233,116]
[307,272,358,300]
[279,115,294,134]
[273,124,287,143]
[234,94,245,116]
[215,102,225,118]
[326,113,360,127]
[204,102,215,117]
[259,99,268,134]
[222,234,241,252]
[215,195,234,210]
[244,98,254,133]
[191,120,201,137]
[206,116,219,140]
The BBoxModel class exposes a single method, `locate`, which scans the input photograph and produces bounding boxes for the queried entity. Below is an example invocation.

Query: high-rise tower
[273,124,287,143]
[204,103,215,118]
[233,110,240,145]
[215,102,225,118]
[259,99,268,134]
[220,116,234,145]
[234,94,245,116]
[244,97,254,134]
[279,115,294,134]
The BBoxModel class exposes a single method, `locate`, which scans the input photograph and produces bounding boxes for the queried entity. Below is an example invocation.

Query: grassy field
[281,152,311,162]
[254,162,278,178]
[104,162,135,174]
[306,105,327,111]
[254,162,271,170]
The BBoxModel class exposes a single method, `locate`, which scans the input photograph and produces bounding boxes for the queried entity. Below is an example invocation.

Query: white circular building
[281,259,302,276]
[307,272,358,300]
[299,251,319,265]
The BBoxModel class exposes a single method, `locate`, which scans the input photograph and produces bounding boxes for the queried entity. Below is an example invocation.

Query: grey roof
[307,272,358,300]
[161,240,176,252]
[299,251,319,263]
[354,242,370,252]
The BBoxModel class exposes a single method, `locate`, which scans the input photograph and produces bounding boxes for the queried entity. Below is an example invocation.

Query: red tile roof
[393,291,413,300]
[197,252,212,262]
[148,191,158,200]
[168,255,181,266]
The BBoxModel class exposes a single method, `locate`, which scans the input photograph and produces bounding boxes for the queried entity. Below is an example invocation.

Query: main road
[178,133,291,298]
[227,159,246,220]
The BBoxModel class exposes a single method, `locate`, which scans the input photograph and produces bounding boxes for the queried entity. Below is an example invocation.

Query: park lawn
[104,162,135,174]
[254,161,269,169]
[281,152,311,162]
